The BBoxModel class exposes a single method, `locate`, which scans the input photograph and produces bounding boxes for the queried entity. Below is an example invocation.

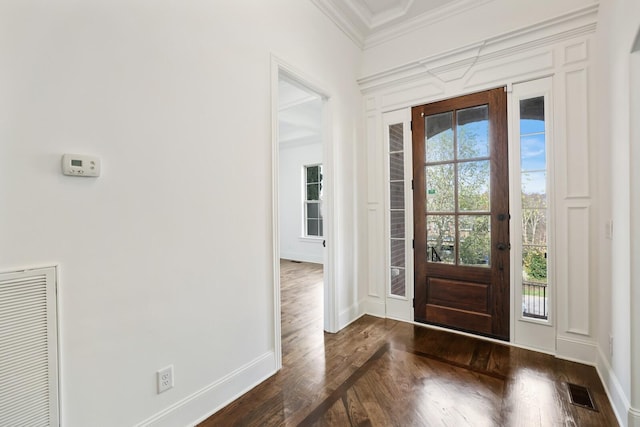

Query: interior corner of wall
[362,297,386,319]
[338,303,362,331]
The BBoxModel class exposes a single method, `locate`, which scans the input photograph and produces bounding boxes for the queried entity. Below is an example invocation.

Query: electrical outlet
[157,365,174,394]
[605,220,613,239]
[609,334,614,358]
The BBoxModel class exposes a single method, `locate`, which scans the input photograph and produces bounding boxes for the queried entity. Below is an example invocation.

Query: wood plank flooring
[199,260,618,426]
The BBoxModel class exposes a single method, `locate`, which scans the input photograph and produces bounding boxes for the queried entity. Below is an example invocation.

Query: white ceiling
[278,78,322,146]
[311,0,484,48]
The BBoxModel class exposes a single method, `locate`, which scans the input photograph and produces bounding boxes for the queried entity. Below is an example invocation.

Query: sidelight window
[515,92,550,321]
[389,123,406,297]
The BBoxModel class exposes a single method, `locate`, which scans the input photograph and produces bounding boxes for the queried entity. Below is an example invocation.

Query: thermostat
[61,154,101,177]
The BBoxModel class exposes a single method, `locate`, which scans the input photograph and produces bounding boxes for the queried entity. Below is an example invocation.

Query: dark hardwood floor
[199,260,618,426]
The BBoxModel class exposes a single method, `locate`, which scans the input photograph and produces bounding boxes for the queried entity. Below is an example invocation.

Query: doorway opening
[272,57,336,370]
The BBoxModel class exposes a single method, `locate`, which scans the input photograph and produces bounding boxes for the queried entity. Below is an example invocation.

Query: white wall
[0,1,363,425]
[279,141,324,263]
[595,0,640,424]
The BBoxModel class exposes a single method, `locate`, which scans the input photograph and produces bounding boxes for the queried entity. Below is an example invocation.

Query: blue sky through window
[521,118,544,134]
[458,119,489,158]
[520,119,546,194]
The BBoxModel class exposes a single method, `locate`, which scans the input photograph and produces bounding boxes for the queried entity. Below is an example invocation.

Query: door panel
[413,88,510,341]
[426,304,493,335]
[427,278,489,313]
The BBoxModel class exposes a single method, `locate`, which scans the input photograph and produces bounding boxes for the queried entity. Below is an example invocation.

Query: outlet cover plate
[157,365,174,394]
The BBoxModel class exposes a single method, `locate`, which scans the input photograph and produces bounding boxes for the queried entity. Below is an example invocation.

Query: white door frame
[270,54,337,370]
[629,32,640,421]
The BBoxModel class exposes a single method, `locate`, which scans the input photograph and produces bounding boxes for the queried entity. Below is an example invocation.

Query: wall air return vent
[0,267,59,426]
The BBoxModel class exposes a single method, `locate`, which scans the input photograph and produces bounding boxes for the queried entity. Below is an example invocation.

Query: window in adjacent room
[304,164,323,237]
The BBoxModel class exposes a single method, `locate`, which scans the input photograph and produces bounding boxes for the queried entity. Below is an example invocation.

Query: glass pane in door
[457,106,489,159]
[425,112,454,162]
[458,160,490,212]
[458,215,491,266]
[426,215,455,264]
[426,164,454,212]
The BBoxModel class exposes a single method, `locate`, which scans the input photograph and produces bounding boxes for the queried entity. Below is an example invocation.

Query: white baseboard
[362,298,385,318]
[595,344,629,427]
[338,302,361,330]
[135,351,276,427]
[556,335,598,365]
[280,252,323,264]
[630,406,640,427]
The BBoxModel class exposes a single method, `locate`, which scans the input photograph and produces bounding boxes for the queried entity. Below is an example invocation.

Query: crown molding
[310,0,366,49]
[364,0,494,49]
[311,0,496,50]
[345,0,414,29]
[357,3,599,93]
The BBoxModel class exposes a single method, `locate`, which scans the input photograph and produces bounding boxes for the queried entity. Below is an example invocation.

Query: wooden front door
[412,88,510,341]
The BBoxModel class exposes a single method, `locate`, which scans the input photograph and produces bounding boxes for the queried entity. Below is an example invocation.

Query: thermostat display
[62,154,100,177]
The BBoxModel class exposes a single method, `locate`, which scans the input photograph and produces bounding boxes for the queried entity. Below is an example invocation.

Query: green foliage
[459,216,490,265]
[524,249,547,281]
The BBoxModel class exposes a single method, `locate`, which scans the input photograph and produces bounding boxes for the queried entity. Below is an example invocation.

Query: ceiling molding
[311,0,497,50]
[357,3,600,93]
[309,0,366,48]
[344,0,414,29]
[364,0,494,49]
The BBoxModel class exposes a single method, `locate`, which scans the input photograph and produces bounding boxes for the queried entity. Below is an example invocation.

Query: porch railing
[522,281,548,320]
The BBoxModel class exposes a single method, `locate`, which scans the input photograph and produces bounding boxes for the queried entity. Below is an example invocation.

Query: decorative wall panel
[563,41,588,66]
[564,67,590,198]
[566,205,590,335]
[464,50,554,89]
[368,207,383,297]
[367,115,381,202]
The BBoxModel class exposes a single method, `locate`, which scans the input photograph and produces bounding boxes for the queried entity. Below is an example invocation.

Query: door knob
[496,243,509,251]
